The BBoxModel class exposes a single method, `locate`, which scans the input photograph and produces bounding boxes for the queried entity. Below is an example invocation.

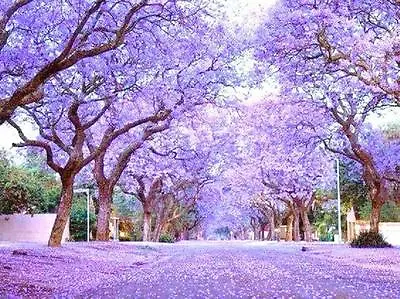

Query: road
[84,241,400,298]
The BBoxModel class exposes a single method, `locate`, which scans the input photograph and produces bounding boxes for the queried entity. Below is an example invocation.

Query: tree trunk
[152,203,167,242]
[261,225,265,241]
[48,176,75,247]
[153,218,163,242]
[143,211,152,241]
[253,226,258,240]
[96,188,113,241]
[250,217,257,240]
[301,209,312,242]
[269,214,275,241]
[153,222,164,242]
[370,200,383,233]
[286,214,293,241]
[180,229,189,241]
[293,208,300,242]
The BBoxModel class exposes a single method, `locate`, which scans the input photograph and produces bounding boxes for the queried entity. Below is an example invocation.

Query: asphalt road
[83,241,400,299]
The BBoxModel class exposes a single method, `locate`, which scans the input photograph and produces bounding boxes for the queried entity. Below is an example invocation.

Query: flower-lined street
[1,241,399,298]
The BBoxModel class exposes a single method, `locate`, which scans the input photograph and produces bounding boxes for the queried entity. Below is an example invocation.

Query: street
[85,241,400,298]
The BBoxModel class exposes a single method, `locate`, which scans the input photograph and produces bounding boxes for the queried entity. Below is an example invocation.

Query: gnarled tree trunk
[333,112,389,234]
[293,207,300,241]
[269,213,275,241]
[153,223,164,242]
[370,200,383,233]
[286,213,294,241]
[260,224,265,241]
[48,175,75,247]
[250,216,258,240]
[143,211,152,241]
[301,208,312,242]
[96,187,113,241]
[152,216,163,242]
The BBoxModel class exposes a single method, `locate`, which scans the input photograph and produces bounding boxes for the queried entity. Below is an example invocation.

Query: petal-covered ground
[1,241,399,298]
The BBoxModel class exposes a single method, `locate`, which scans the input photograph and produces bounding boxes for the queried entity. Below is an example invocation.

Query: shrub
[0,155,60,215]
[119,235,133,242]
[118,218,135,241]
[319,232,334,242]
[70,198,96,241]
[131,228,143,241]
[350,231,392,248]
[159,233,175,243]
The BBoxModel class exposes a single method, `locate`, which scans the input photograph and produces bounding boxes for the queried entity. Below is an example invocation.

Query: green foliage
[129,219,143,241]
[338,159,400,225]
[313,206,337,241]
[214,226,230,240]
[159,233,175,243]
[167,206,202,239]
[118,217,138,242]
[0,151,60,215]
[339,160,368,215]
[119,235,133,242]
[70,197,96,241]
[113,189,140,217]
[359,201,400,222]
[111,190,144,241]
[350,231,392,248]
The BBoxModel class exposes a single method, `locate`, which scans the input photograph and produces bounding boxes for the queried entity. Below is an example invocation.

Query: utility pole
[336,159,342,243]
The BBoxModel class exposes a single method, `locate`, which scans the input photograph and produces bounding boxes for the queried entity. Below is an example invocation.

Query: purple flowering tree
[256,0,400,233]
[0,0,188,124]
[6,0,244,246]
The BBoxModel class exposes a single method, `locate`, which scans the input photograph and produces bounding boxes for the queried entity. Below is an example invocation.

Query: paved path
[85,241,400,298]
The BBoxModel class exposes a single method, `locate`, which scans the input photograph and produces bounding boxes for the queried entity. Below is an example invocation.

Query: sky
[224,0,277,27]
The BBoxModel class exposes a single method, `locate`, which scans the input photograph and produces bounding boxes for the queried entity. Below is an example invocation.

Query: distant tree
[214,226,230,240]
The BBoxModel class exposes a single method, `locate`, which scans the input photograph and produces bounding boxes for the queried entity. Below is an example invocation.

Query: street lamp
[336,159,342,243]
[74,188,91,242]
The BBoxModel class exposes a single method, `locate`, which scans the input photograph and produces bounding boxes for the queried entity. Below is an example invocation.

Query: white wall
[355,222,400,246]
[379,223,400,246]
[0,214,69,243]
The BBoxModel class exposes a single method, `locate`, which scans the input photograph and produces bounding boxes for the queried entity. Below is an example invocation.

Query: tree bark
[261,224,265,241]
[328,108,391,235]
[293,207,300,242]
[152,204,165,242]
[180,229,189,241]
[153,222,164,242]
[152,198,173,242]
[269,213,275,241]
[370,200,383,233]
[95,188,113,241]
[301,208,312,242]
[152,216,162,242]
[143,211,152,241]
[364,175,386,233]
[286,214,293,241]
[48,176,75,247]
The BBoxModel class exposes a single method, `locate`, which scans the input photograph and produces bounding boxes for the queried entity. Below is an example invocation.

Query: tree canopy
[0,0,399,246]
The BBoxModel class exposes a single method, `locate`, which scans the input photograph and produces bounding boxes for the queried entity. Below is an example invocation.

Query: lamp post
[74,188,91,242]
[336,159,342,243]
